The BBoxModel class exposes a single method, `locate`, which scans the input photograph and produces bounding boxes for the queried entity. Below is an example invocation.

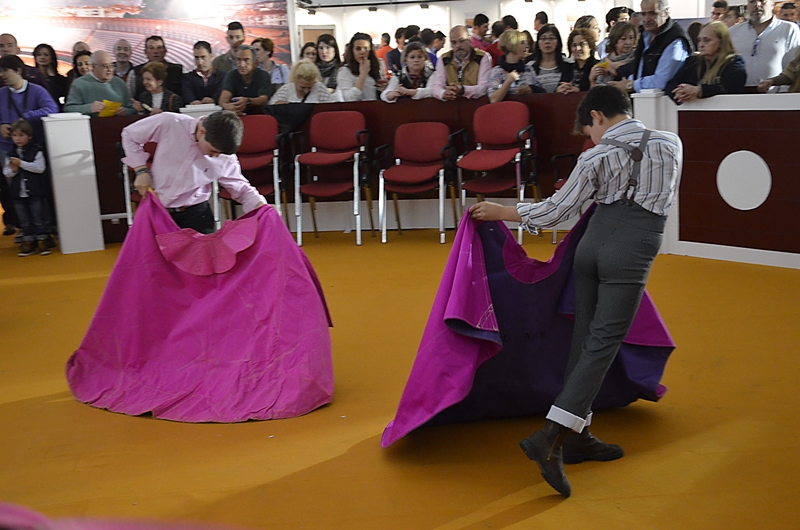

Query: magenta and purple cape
[381,207,675,447]
[66,194,333,423]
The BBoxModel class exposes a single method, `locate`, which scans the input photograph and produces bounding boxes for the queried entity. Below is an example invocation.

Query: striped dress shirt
[517,118,682,230]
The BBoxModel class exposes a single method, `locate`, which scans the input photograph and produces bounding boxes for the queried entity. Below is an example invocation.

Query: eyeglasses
[571,42,589,49]
[752,36,761,56]
[99,63,114,69]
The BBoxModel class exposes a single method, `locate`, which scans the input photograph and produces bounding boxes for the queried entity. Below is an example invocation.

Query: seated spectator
[64,50,135,116]
[758,41,800,92]
[385,28,406,75]
[0,55,58,236]
[253,38,289,89]
[471,14,490,51]
[488,30,545,103]
[611,0,692,94]
[558,28,599,93]
[574,15,604,56]
[269,59,338,104]
[528,24,570,93]
[381,42,435,103]
[67,50,92,92]
[667,21,746,102]
[126,36,183,101]
[779,2,797,21]
[485,21,506,66]
[113,39,134,82]
[133,61,185,114]
[723,5,745,27]
[0,33,46,87]
[432,25,492,100]
[213,22,246,74]
[0,55,59,153]
[183,41,224,105]
[33,44,67,106]
[522,30,535,60]
[591,22,638,86]
[3,118,54,256]
[337,33,388,101]
[316,34,342,92]
[219,44,273,115]
[300,42,317,62]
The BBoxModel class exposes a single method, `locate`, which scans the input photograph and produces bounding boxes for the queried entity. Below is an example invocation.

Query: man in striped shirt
[470,85,682,497]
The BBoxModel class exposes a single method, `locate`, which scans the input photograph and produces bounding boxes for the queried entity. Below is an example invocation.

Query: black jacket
[8,143,49,199]
[665,54,747,103]
[137,88,184,113]
[131,61,183,100]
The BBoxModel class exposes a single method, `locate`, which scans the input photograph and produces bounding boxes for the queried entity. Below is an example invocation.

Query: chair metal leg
[123,166,134,227]
[552,226,559,244]
[364,185,376,237]
[309,197,319,238]
[392,193,402,235]
[518,182,525,245]
[379,171,387,243]
[294,155,302,246]
[212,181,221,231]
[438,169,445,244]
[281,191,290,229]
[457,167,465,216]
[353,154,361,246]
[272,154,281,219]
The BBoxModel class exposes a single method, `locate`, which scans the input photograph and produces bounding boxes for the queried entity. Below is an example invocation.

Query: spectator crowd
[2,0,800,254]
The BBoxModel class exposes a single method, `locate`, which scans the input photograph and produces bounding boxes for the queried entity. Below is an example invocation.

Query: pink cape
[66,194,333,422]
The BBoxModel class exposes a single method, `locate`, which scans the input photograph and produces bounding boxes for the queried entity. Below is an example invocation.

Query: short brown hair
[10,118,33,137]
[252,37,274,57]
[140,61,167,81]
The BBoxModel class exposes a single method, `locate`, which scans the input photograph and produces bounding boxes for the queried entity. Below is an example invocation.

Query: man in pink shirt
[122,110,265,233]
[470,14,490,50]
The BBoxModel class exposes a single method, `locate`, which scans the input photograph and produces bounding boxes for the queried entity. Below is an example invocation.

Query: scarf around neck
[498,55,526,74]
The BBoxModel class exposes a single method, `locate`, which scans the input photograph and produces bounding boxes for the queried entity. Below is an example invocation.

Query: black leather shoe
[520,420,572,497]
[562,429,624,464]
[3,225,15,236]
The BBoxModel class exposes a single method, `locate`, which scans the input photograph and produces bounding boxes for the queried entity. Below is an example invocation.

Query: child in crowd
[3,119,54,256]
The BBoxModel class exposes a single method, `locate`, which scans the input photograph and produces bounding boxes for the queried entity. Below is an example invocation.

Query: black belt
[166,201,208,214]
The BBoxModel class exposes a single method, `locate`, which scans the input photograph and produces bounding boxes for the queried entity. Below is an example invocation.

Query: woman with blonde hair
[666,21,746,103]
[268,59,338,104]
[487,29,544,103]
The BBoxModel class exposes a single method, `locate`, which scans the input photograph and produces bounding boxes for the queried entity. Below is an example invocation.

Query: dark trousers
[554,201,667,419]
[1,178,17,228]
[168,201,214,234]
[14,196,50,242]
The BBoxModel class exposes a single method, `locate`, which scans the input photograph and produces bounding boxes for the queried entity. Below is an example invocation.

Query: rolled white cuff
[546,405,588,433]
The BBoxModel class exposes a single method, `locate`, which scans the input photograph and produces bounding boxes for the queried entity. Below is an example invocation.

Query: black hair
[316,34,341,66]
[535,11,549,24]
[530,24,564,74]
[727,5,745,17]
[381,33,391,45]
[502,15,518,30]
[713,0,728,8]
[145,35,164,46]
[435,30,446,41]
[395,27,406,39]
[194,40,212,54]
[605,6,630,28]
[781,2,796,8]
[72,49,91,72]
[0,54,25,74]
[402,40,427,62]
[491,21,505,38]
[474,13,489,26]
[421,28,435,46]
[33,43,57,69]
[299,42,317,60]
[228,21,244,32]
[203,111,243,155]
[575,86,632,132]
[344,32,380,80]
[404,25,421,40]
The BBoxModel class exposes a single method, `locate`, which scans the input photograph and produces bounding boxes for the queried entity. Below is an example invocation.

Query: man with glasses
[64,50,135,116]
[432,25,491,101]
[213,21,246,74]
[730,0,800,85]
[610,0,692,93]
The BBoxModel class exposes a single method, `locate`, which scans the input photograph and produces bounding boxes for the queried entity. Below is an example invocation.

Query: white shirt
[516,119,683,230]
[336,59,387,102]
[730,17,800,85]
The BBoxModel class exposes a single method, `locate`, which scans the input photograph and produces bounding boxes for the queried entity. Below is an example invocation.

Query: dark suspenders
[600,129,652,205]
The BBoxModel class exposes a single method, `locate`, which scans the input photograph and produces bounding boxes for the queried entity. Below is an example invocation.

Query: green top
[64,74,136,116]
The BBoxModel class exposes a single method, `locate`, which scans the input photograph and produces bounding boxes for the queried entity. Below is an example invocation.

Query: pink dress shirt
[121,113,264,212]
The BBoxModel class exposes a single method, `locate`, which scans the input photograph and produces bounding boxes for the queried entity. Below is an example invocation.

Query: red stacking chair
[374,122,456,244]
[456,101,540,244]
[292,110,373,246]
[218,115,286,224]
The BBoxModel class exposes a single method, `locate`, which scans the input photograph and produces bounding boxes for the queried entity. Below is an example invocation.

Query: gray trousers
[552,201,666,424]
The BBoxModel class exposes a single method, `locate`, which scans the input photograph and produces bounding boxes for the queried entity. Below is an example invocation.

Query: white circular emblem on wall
[716,151,772,211]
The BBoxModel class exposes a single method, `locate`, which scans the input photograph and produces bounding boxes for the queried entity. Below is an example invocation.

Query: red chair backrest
[473,101,529,148]
[239,115,279,154]
[308,111,365,151]
[394,122,449,163]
